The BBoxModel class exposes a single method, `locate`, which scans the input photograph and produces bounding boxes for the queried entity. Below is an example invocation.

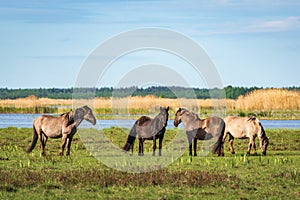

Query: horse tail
[123,123,137,152]
[212,121,225,156]
[27,125,38,153]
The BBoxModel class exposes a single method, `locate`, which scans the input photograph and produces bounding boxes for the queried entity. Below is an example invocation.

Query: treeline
[0,86,299,100]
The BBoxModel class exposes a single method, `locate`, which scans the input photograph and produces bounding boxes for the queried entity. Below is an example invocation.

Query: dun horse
[27,105,96,156]
[223,116,269,155]
[123,106,169,156]
[174,108,225,156]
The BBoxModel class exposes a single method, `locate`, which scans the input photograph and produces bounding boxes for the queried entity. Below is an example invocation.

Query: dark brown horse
[223,116,269,155]
[123,106,169,156]
[174,108,225,156]
[27,105,96,156]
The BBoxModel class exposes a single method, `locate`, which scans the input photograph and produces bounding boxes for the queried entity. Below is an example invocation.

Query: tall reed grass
[0,89,299,117]
[234,89,300,111]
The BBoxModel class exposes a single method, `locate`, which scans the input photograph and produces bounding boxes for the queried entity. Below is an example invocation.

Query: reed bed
[0,89,299,118]
[235,89,300,111]
[0,95,71,108]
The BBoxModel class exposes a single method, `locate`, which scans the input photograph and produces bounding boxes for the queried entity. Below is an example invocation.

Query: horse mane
[179,108,200,120]
[60,112,68,116]
[59,111,74,126]
[137,116,151,126]
[247,116,257,121]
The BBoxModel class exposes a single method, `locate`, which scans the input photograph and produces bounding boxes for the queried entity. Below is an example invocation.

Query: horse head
[159,106,169,127]
[260,137,269,156]
[72,106,96,126]
[174,108,183,127]
[82,105,97,125]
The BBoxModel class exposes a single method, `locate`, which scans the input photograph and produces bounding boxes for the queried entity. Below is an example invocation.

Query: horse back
[225,116,261,138]
[137,116,151,126]
[34,114,68,138]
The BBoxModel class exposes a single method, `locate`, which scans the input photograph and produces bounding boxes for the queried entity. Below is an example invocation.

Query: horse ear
[166,106,169,111]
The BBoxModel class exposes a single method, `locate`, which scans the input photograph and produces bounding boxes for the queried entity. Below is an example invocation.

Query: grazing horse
[27,105,96,156]
[123,106,169,156]
[174,108,225,156]
[223,116,269,155]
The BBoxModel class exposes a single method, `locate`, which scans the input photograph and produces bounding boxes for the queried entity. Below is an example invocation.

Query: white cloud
[247,16,300,32]
[187,16,300,36]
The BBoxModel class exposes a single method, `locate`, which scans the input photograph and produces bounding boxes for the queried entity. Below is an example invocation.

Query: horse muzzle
[174,120,180,127]
[88,117,97,125]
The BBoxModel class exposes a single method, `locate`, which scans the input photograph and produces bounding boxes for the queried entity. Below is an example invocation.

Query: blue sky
[0,0,300,89]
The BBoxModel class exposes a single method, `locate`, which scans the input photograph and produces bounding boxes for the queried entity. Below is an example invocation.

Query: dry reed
[0,95,71,108]
[235,89,300,111]
[0,89,299,113]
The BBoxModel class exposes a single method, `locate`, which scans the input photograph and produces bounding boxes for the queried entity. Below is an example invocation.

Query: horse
[174,108,225,156]
[123,106,169,156]
[27,105,96,156]
[223,116,269,156]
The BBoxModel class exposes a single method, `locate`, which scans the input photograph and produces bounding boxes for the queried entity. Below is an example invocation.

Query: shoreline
[0,110,300,120]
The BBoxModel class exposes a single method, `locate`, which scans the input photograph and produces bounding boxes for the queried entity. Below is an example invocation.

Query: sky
[0,0,300,89]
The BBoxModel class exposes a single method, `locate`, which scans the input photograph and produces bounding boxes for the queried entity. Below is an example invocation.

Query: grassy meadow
[0,88,300,119]
[0,127,299,199]
[0,88,299,199]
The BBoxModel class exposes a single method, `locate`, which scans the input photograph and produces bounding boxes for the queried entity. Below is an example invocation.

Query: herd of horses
[27,105,269,157]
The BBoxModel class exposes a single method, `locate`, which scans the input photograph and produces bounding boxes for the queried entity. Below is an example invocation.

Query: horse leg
[228,134,235,154]
[247,137,257,155]
[253,142,257,155]
[193,138,197,156]
[44,135,48,146]
[152,137,157,156]
[247,137,253,155]
[43,135,48,155]
[39,131,46,156]
[60,134,68,156]
[66,136,73,156]
[158,136,163,156]
[187,133,193,156]
[138,138,144,156]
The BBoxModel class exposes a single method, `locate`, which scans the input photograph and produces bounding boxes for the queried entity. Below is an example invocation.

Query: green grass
[0,127,299,199]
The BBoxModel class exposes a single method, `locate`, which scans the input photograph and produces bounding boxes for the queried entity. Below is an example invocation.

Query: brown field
[0,89,300,118]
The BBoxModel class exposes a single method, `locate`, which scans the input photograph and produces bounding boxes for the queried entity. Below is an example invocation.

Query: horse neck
[70,110,84,127]
[75,118,84,127]
[198,119,206,128]
[153,113,166,129]
[258,122,267,140]
[181,113,199,129]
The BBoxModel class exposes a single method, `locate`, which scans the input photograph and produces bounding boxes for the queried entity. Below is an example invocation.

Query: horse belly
[195,129,207,140]
[42,126,62,138]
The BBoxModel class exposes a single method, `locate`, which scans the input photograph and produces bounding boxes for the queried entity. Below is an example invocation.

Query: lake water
[0,114,300,129]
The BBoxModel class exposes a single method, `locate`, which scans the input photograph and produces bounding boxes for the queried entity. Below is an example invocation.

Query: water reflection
[0,114,299,129]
